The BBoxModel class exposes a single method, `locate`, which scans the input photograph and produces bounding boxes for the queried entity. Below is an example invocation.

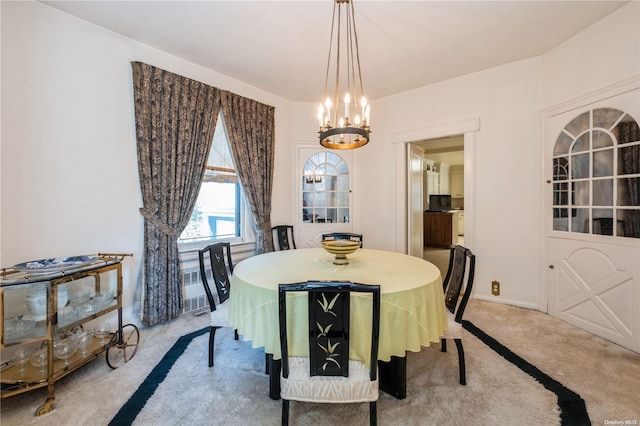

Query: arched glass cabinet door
[302,152,350,224]
[551,108,640,238]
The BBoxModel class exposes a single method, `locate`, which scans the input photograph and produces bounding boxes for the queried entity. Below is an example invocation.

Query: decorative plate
[12,256,97,273]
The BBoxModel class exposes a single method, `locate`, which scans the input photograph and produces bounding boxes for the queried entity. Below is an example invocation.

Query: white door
[545,86,640,353]
[408,144,424,257]
[297,146,354,248]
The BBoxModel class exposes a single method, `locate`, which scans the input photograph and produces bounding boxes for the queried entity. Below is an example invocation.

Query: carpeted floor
[2,299,638,425]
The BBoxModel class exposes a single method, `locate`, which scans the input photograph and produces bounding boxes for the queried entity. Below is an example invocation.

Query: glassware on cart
[13,349,30,376]
[30,347,48,377]
[75,330,94,356]
[53,336,77,367]
[93,323,112,344]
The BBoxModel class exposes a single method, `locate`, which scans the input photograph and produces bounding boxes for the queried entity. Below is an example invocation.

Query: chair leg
[282,399,289,426]
[454,338,466,385]
[208,326,218,367]
[369,401,377,426]
[234,329,239,340]
[265,353,269,374]
[441,337,447,352]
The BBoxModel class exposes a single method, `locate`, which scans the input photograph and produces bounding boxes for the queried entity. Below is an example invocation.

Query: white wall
[0,1,292,325]
[542,1,640,109]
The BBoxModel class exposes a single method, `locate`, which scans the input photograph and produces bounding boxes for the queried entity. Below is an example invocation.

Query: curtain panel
[221,91,276,254]
[131,62,221,326]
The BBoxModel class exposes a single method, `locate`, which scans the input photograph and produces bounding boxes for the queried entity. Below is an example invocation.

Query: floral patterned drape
[131,62,221,326]
[221,91,275,253]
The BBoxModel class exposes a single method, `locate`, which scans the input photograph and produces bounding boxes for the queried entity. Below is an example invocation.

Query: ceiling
[41,1,628,102]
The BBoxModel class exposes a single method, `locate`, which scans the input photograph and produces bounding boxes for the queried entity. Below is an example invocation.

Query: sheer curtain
[221,91,276,254]
[131,62,221,326]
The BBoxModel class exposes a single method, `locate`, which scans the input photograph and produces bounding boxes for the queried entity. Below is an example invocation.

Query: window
[180,113,245,242]
[551,108,640,238]
[302,152,350,223]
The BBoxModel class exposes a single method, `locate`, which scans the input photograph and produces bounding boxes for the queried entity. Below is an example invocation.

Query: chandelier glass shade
[318,0,370,150]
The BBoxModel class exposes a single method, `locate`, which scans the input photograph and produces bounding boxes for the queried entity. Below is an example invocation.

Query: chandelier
[318,0,370,150]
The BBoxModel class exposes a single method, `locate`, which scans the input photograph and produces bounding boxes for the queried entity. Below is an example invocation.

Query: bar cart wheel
[106,324,140,369]
[35,397,55,416]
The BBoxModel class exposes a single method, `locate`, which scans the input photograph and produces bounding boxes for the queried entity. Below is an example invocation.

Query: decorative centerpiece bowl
[321,240,360,265]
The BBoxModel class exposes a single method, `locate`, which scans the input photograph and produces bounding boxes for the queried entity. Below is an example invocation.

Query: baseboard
[471,295,539,311]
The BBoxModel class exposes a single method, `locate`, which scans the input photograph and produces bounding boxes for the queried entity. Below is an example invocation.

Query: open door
[407,144,424,257]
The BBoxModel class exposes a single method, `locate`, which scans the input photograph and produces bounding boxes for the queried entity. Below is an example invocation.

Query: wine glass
[13,349,30,376]
[30,347,48,378]
[54,336,77,367]
[93,323,112,344]
[76,330,94,356]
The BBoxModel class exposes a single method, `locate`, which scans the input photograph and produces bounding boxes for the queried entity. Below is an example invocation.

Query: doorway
[413,135,465,277]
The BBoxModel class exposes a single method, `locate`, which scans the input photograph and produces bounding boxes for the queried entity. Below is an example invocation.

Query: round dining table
[229,247,448,399]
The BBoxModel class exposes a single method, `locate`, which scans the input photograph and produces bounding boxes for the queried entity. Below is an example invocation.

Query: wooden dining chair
[321,232,363,248]
[279,281,380,426]
[440,245,475,385]
[198,242,238,367]
[272,225,297,250]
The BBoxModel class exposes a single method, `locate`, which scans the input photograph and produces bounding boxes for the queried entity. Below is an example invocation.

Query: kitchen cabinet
[450,166,464,198]
[438,163,450,194]
[457,211,464,236]
[423,212,457,248]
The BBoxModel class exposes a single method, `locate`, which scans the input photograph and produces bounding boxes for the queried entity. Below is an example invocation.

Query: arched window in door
[552,108,640,238]
[302,152,350,223]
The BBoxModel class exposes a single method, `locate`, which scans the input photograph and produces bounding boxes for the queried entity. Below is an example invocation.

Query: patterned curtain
[131,62,221,326]
[220,91,275,254]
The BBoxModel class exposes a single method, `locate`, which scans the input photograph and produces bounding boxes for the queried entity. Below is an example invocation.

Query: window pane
[338,208,349,223]
[571,153,589,179]
[324,175,337,190]
[613,115,640,144]
[592,130,613,149]
[572,181,589,206]
[181,182,238,240]
[553,182,568,206]
[302,152,350,225]
[592,179,613,206]
[572,133,589,153]
[571,208,589,233]
[593,149,613,177]
[326,208,338,223]
[565,111,590,137]
[593,210,613,236]
[618,145,640,175]
[618,210,640,238]
[593,108,624,131]
[553,157,569,181]
[617,177,640,206]
[554,133,573,156]
[553,208,568,231]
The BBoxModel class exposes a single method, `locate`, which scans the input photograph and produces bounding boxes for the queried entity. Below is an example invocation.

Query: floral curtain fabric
[131,62,221,326]
[221,91,276,254]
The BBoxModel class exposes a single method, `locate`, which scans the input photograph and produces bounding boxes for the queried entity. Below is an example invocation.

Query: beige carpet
[1,300,639,425]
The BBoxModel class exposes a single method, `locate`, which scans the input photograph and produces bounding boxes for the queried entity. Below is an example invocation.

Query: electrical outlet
[491,280,500,296]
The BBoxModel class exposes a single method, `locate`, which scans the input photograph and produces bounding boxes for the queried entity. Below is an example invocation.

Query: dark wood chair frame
[278,281,380,426]
[272,225,297,250]
[440,245,476,385]
[198,242,239,367]
[321,232,363,248]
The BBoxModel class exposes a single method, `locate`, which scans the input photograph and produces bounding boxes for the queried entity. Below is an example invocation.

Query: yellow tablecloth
[229,248,447,362]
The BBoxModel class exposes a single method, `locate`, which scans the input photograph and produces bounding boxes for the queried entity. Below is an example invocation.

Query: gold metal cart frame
[0,253,138,415]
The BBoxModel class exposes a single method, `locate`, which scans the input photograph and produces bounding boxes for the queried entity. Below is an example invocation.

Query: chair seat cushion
[442,310,462,339]
[281,357,378,403]
[210,299,231,328]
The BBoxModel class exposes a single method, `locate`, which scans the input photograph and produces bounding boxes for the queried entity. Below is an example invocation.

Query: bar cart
[0,253,139,416]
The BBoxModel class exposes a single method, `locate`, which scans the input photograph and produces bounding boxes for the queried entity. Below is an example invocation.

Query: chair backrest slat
[279,281,380,381]
[198,242,234,310]
[272,225,297,250]
[442,245,475,322]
